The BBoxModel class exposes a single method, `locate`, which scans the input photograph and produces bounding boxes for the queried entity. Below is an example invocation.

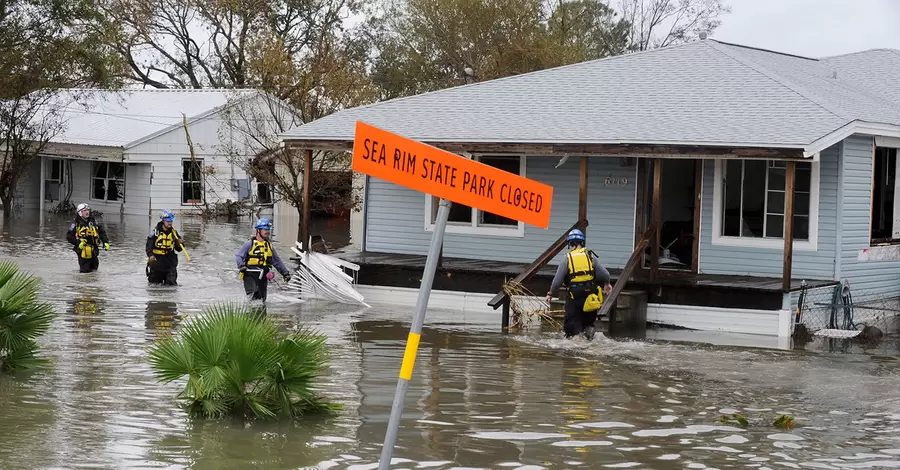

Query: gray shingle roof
[34,88,259,148]
[279,40,900,152]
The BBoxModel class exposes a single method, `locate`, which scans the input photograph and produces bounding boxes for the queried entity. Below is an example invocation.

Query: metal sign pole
[378,197,452,469]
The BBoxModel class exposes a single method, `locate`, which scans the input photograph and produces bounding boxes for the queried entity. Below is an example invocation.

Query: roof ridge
[823,48,900,60]
[337,40,706,116]
[708,39,818,61]
[704,41,848,122]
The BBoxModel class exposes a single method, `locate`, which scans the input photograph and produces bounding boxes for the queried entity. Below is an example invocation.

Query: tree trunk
[1,193,12,220]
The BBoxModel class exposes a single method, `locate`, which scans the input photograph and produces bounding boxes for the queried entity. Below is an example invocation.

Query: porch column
[39,156,46,219]
[691,159,702,273]
[579,156,588,227]
[301,149,312,250]
[782,160,796,292]
[650,158,662,279]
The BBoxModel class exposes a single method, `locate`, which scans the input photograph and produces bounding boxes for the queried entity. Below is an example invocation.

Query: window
[871,146,899,244]
[45,158,64,202]
[91,162,125,202]
[248,158,274,205]
[424,155,526,237]
[712,159,819,250]
[182,159,204,204]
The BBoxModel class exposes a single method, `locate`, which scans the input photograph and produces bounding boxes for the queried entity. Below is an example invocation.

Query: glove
[238,265,247,272]
[103,243,111,251]
[78,240,86,250]
[284,273,292,283]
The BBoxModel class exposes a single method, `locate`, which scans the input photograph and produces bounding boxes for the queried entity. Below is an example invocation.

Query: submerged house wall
[364,155,639,269]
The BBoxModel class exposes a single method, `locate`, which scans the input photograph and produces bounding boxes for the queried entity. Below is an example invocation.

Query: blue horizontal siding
[698,145,840,279]
[364,156,637,269]
[839,135,900,297]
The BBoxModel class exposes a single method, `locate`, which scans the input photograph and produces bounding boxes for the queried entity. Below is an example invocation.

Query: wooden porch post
[579,156,589,227]
[301,149,312,251]
[691,159,702,273]
[782,160,796,292]
[651,158,662,279]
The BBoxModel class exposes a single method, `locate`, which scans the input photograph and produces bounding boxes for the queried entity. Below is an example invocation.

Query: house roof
[36,88,261,149]
[278,39,900,157]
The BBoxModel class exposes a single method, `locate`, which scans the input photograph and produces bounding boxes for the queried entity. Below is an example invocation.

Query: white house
[11,88,293,218]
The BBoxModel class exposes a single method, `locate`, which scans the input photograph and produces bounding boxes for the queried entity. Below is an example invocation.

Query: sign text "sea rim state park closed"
[351,121,553,229]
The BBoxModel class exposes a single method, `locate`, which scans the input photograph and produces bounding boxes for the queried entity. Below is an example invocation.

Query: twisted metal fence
[793,280,900,343]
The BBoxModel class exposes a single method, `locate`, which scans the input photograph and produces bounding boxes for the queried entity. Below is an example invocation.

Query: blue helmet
[255,218,273,230]
[567,229,585,243]
[160,209,175,222]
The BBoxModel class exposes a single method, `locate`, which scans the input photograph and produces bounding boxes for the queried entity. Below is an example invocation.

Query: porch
[332,250,837,311]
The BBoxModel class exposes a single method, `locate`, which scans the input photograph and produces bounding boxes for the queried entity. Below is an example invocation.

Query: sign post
[349,121,553,469]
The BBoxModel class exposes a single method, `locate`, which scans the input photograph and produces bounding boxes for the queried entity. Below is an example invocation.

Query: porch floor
[326,251,836,298]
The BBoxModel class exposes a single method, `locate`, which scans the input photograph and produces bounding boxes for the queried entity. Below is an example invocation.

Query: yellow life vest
[152,229,179,255]
[566,247,595,284]
[246,239,273,267]
[75,223,99,258]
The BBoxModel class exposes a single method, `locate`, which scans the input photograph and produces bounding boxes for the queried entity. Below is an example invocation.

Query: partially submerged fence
[793,280,900,342]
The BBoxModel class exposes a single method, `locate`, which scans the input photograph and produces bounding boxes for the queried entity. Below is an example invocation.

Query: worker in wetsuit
[66,203,110,273]
[235,218,292,302]
[545,229,612,340]
[146,209,183,286]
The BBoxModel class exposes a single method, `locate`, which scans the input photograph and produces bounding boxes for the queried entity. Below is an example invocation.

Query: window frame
[247,158,274,206]
[89,161,126,203]
[870,145,900,246]
[711,158,819,251]
[181,158,205,205]
[424,154,527,238]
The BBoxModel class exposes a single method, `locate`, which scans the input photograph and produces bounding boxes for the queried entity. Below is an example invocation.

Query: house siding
[838,134,900,297]
[127,115,250,213]
[698,144,840,279]
[364,156,638,269]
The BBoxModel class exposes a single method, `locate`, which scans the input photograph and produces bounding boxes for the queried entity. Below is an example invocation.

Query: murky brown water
[3,213,900,469]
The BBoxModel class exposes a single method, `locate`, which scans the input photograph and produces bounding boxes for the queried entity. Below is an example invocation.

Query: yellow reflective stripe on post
[399,332,421,380]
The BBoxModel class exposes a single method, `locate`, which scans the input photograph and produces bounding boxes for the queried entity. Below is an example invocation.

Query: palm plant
[0,260,56,373]
[147,300,341,419]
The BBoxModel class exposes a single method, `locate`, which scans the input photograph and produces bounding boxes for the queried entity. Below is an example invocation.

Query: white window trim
[424,154,527,238]
[89,161,126,203]
[181,158,205,206]
[711,158,819,251]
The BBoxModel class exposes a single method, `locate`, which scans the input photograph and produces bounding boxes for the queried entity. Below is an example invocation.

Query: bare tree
[0,91,66,219]
[98,0,357,92]
[218,91,362,230]
[618,0,731,51]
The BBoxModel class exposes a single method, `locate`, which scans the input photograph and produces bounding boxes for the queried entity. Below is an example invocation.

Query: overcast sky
[712,0,900,57]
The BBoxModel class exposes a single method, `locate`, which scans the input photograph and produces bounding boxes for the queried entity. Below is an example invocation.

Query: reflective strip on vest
[566,248,594,284]
[246,239,273,267]
[153,230,177,255]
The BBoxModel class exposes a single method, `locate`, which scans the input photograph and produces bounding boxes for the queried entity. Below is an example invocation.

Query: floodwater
[3,213,900,469]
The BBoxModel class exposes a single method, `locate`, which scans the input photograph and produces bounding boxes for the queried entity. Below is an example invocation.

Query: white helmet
[76,203,90,212]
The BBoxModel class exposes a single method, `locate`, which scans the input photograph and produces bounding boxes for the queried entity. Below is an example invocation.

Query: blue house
[280,39,900,339]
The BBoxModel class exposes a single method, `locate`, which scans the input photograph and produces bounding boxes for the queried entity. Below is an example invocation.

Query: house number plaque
[604,175,629,186]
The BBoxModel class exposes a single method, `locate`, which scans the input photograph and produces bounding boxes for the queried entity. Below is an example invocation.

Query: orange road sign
[351,121,553,229]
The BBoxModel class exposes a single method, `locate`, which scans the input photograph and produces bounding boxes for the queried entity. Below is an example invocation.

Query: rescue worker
[545,229,612,340]
[146,209,183,286]
[235,218,292,302]
[65,203,110,273]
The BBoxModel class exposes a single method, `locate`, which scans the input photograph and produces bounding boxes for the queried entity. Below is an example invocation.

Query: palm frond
[148,299,340,421]
[0,261,56,374]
